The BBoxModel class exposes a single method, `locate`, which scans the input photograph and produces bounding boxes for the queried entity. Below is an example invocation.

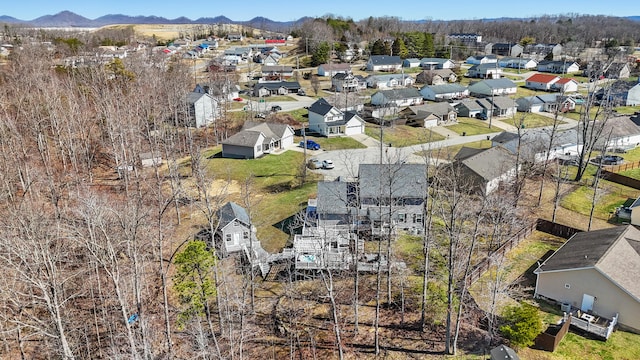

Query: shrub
[499,302,543,349]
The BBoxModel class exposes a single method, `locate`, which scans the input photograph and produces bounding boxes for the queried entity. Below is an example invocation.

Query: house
[528,43,563,59]
[221,131,267,159]
[605,62,631,79]
[490,345,520,360]
[537,60,580,74]
[465,54,498,65]
[370,88,423,107]
[594,81,640,106]
[261,65,294,80]
[253,81,301,97]
[404,103,458,126]
[498,57,538,70]
[468,79,518,97]
[629,196,640,226]
[195,80,241,102]
[242,121,295,149]
[552,78,579,93]
[534,225,640,333]
[403,58,421,68]
[419,58,456,69]
[307,98,365,137]
[358,163,427,234]
[454,146,518,195]
[227,33,243,42]
[487,96,518,117]
[455,98,486,118]
[588,116,640,150]
[492,128,581,163]
[215,201,254,257]
[516,94,577,113]
[466,63,503,79]
[416,69,458,85]
[525,73,561,91]
[366,55,402,72]
[324,92,365,112]
[486,43,523,57]
[186,91,217,128]
[447,33,482,45]
[332,73,367,92]
[140,152,162,168]
[419,83,469,101]
[224,47,252,59]
[366,73,415,89]
[317,63,351,77]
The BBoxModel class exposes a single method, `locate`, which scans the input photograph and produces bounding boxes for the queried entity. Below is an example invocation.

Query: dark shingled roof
[218,202,250,228]
[358,164,427,199]
[317,181,350,215]
[308,98,334,116]
[221,130,263,147]
[457,146,517,181]
[368,55,402,65]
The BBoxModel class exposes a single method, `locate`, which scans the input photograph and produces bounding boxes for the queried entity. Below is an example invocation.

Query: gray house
[488,96,518,117]
[455,98,485,118]
[370,88,423,107]
[419,83,469,101]
[222,122,295,158]
[416,69,458,85]
[253,81,301,97]
[366,55,402,72]
[454,146,518,195]
[466,63,503,79]
[404,103,458,126]
[468,79,518,97]
[216,202,254,257]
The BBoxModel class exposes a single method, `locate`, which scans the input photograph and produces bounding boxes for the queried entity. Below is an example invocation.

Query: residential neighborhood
[1,9,640,360]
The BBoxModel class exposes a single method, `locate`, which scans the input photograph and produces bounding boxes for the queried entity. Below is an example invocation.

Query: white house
[525,73,561,91]
[466,63,503,78]
[465,54,498,65]
[537,60,580,74]
[419,84,469,101]
[318,63,351,77]
[332,73,367,92]
[468,79,518,97]
[498,57,538,70]
[403,58,421,68]
[366,55,402,72]
[186,92,217,128]
[419,58,456,69]
[370,88,423,107]
[307,98,365,137]
[552,78,579,93]
[366,73,415,89]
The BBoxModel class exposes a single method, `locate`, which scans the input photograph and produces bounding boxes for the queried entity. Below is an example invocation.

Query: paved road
[307,112,580,180]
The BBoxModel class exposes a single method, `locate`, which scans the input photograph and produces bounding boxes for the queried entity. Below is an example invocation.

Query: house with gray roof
[416,69,458,85]
[221,122,295,159]
[537,60,580,74]
[307,98,365,137]
[454,146,518,195]
[487,96,518,117]
[466,63,503,79]
[534,225,640,334]
[419,57,456,69]
[403,103,458,127]
[331,72,367,92]
[261,65,294,80]
[366,55,402,72]
[498,56,538,70]
[403,58,421,68]
[186,91,217,128]
[371,88,423,107]
[516,94,577,113]
[317,63,351,77]
[253,81,301,97]
[419,83,469,101]
[465,54,498,65]
[492,128,582,163]
[455,98,485,118]
[216,202,255,257]
[366,73,415,89]
[468,78,518,97]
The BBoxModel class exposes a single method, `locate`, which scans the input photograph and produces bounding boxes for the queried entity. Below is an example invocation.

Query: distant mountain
[0,11,638,28]
[30,11,94,27]
[0,10,305,31]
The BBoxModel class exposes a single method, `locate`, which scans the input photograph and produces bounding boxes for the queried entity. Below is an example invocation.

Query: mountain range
[1,11,639,30]
[0,11,311,30]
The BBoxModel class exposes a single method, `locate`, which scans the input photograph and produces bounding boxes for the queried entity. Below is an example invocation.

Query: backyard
[446,117,502,136]
[365,123,445,146]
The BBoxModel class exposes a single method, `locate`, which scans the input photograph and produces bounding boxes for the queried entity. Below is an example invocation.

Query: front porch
[563,308,618,340]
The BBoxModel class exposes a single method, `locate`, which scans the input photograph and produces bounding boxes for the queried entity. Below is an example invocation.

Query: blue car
[300,140,320,150]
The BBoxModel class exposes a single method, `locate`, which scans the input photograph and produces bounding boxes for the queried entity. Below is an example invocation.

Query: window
[226,234,232,242]
[565,283,571,289]
[243,231,249,239]
[398,213,406,223]
[413,213,423,223]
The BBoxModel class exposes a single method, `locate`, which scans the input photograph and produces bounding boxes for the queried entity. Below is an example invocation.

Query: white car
[322,160,334,169]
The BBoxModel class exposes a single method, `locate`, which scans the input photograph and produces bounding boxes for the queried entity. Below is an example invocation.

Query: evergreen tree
[391,37,408,58]
[311,41,330,66]
[371,39,386,55]
[421,33,435,58]
[499,302,543,349]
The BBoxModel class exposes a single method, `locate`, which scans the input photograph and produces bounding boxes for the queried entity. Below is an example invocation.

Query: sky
[2,0,638,22]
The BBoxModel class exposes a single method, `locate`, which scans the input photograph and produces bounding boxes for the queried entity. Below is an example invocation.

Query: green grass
[446,117,502,136]
[297,135,367,150]
[503,113,566,128]
[560,179,640,221]
[432,140,492,160]
[285,108,309,123]
[202,148,320,251]
[615,106,640,115]
[365,123,445,147]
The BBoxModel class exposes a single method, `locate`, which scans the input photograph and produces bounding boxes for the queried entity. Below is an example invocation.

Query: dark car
[297,90,306,96]
[271,105,282,112]
[300,140,320,150]
[475,112,488,120]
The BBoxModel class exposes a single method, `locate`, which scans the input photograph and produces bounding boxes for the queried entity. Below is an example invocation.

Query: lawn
[446,117,502,136]
[502,112,566,128]
[434,140,492,160]
[296,135,367,150]
[615,106,640,115]
[560,179,640,221]
[285,108,309,123]
[201,148,320,252]
[365,123,445,147]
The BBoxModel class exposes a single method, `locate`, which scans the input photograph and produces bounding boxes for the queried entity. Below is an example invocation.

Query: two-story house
[307,98,365,137]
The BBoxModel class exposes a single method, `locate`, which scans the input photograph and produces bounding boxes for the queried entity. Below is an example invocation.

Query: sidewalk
[350,133,382,148]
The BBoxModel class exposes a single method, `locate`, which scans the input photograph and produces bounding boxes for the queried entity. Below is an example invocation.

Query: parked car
[475,112,488,120]
[307,159,322,169]
[322,160,334,169]
[254,112,267,119]
[300,140,320,150]
[271,105,282,112]
[297,90,306,96]
[233,97,243,102]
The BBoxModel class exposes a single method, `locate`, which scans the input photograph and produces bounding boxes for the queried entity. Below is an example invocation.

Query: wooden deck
[564,311,618,340]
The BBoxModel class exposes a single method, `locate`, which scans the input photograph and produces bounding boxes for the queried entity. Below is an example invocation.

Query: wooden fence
[599,169,640,190]
[602,159,640,173]
[534,316,571,352]
[466,219,583,286]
